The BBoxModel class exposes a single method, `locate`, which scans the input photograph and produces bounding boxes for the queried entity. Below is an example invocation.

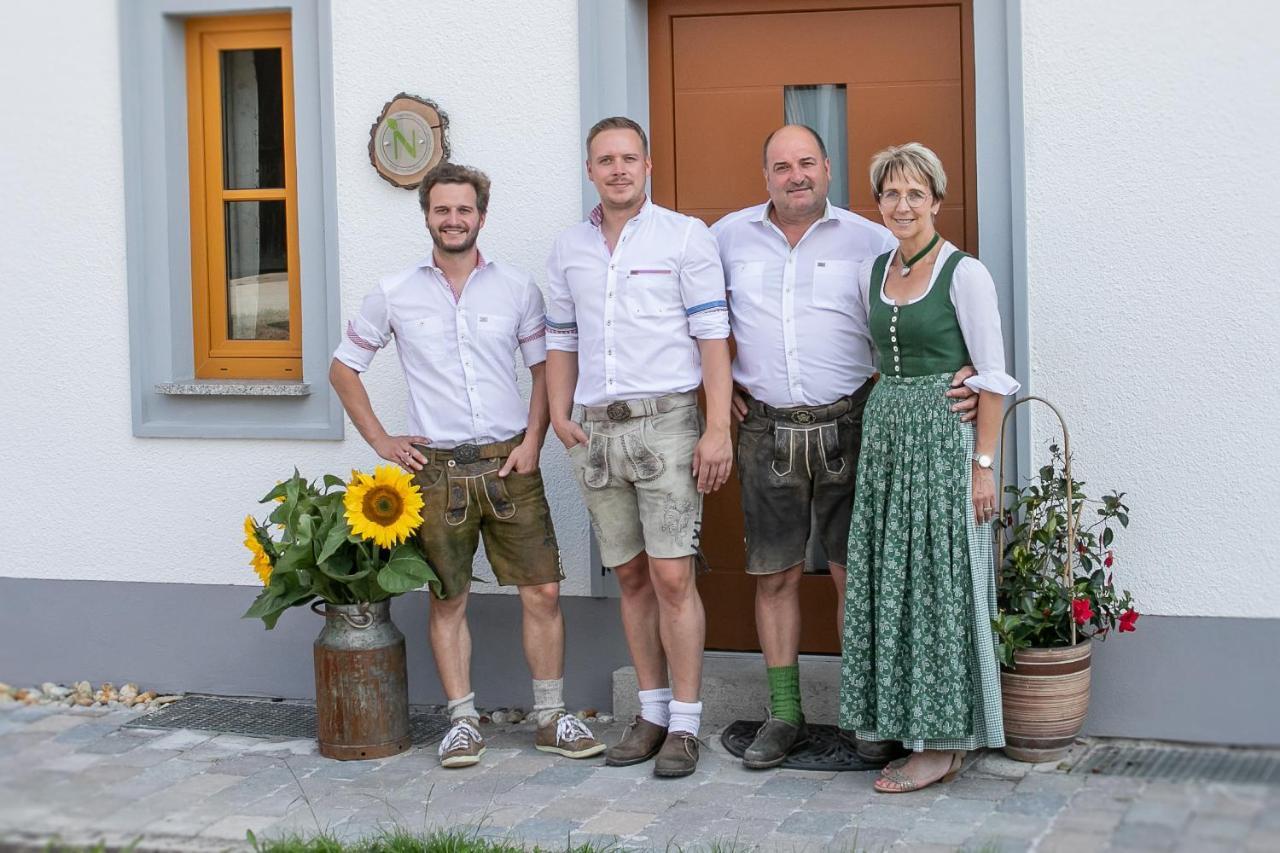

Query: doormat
[122,695,451,746]
[719,719,900,771]
[1071,744,1280,786]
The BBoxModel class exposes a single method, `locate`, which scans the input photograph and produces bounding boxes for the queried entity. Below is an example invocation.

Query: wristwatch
[972,453,994,469]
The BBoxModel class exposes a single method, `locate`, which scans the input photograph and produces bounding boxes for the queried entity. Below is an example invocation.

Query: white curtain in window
[783,85,849,209]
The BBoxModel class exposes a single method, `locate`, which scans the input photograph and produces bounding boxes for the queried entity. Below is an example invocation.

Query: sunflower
[344,465,425,549]
[242,515,273,585]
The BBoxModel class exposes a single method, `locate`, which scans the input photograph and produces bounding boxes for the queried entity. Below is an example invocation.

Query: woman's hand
[972,463,996,524]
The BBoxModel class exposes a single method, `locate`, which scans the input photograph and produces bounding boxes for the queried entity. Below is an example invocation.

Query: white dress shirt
[859,241,1021,395]
[333,253,547,447]
[711,201,896,408]
[545,199,730,407]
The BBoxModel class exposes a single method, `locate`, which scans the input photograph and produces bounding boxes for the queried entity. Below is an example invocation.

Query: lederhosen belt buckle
[452,443,481,464]
[788,409,817,425]
[606,401,632,422]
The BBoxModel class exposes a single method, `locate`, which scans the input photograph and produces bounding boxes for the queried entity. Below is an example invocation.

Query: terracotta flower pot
[1000,639,1091,763]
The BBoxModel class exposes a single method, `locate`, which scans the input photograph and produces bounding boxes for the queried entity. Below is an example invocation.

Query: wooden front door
[649,0,977,653]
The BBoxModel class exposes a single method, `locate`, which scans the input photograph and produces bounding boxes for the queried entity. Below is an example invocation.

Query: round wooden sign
[368,93,450,189]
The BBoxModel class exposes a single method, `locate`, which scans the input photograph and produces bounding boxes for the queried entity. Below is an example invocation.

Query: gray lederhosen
[736,378,874,574]
[568,391,705,568]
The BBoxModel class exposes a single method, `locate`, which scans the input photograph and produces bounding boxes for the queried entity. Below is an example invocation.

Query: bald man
[711,125,976,768]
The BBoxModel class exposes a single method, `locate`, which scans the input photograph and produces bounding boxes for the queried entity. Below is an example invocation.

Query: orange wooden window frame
[185,13,301,380]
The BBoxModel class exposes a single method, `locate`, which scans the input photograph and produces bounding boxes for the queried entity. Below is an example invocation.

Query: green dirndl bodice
[839,247,1004,750]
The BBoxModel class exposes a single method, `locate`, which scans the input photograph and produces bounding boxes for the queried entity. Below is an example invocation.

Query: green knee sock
[767,664,802,724]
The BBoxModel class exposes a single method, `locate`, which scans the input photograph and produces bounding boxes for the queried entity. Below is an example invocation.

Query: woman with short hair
[840,142,1019,793]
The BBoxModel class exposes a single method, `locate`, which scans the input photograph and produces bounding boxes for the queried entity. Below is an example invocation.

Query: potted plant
[242,466,437,760]
[992,398,1139,762]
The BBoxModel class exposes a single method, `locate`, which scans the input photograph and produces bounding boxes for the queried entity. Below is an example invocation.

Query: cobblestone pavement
[0,704,1276,852]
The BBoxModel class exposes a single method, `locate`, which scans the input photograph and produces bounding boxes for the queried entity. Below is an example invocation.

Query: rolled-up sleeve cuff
[518,325,548,366]
[545,319,579,352]
[687,301,730,339]
[964,373,1021,396]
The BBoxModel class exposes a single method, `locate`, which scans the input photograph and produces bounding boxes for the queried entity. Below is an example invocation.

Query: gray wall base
[2,579,1275,746]
[0,579,629,712]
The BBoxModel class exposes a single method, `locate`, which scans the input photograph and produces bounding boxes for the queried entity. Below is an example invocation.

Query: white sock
[532,678,565,728]
[668,699,703,737]
[447,692,477,722]
[638,687,673,728]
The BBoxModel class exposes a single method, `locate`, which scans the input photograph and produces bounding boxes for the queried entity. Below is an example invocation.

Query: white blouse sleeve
[857,258,881,373]
[951,256,1021,396]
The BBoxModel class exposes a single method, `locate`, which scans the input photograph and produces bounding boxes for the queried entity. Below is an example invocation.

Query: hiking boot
[653,730,700,778]
[438,717,485,768]
[536,712,606,759]
[742,714,808,769]
[604,715,667,767]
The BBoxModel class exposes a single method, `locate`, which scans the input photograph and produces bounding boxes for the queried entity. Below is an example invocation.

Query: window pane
[783,84,848,209]
[225,200,289,340]
[220,48,285,189]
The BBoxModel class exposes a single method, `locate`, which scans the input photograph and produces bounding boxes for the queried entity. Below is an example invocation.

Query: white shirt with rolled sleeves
[332,254,548,448]
[711,201,897,408]
[858,241,1021,396]
[545,199,730,407]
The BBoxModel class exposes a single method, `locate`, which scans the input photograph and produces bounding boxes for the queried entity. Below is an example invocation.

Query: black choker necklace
[899,233,941,277]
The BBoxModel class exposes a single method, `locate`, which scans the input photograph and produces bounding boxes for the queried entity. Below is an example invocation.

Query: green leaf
[376,543,438,595]
[1102,527,1114,547]
[316,515,353,565]
[243,588,282,619]
[322,474,347,491]
[273,541,315,576]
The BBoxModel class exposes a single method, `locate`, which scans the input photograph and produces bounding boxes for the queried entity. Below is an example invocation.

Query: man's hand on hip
[946,365,979,423]
[693,427,733,494]
[373,434,430,472]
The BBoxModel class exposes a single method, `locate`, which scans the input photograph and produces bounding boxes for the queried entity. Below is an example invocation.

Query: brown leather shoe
[535,712,606,759]
[604,716,667,767]
[653,730,700,778]
[856,737,906,764]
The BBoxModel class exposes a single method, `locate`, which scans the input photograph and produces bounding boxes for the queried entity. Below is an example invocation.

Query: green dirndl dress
[839,247,1005,751]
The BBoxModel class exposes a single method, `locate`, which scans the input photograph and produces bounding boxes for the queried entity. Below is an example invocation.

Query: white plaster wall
[0,0,594,595]
[1020,0,1280,617]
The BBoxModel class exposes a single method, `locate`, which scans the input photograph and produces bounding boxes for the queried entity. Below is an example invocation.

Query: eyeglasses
[877,189,931,209]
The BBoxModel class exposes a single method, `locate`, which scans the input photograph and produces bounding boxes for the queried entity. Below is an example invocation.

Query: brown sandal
[873,750,964,793]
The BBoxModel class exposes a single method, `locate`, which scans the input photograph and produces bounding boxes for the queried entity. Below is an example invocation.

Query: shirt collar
[758,199,834,226]
[589,196,652,229]
[420,248,488,271]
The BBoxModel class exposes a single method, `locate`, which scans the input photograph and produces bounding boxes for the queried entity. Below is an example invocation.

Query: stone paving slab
[0,706,1277,852]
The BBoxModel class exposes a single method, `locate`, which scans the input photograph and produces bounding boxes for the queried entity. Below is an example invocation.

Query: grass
[248,826,624,853]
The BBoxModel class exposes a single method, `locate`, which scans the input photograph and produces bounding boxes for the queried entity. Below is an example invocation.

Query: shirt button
[606,321,613,327]
[607,350,613,355]
[609,264,615,270]
[893,346,899,352]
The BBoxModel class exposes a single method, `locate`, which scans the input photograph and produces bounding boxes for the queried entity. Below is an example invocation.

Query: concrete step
[611,651,843,726]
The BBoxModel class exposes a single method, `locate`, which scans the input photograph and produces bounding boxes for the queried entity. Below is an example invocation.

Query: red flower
[1104,551,1114,568]
[1119,609,1140,632]
[1076,541,1087,555]
[1072,598,1094,625]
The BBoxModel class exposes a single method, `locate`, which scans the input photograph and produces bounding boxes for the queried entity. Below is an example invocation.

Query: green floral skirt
[839,373,1004,750]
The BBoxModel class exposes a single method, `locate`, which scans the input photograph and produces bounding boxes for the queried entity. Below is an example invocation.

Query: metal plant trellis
[996,396,1079,646]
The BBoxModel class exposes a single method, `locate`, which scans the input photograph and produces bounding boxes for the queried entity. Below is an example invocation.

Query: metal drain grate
[1072,744,1280,786]
[123,695,451,745]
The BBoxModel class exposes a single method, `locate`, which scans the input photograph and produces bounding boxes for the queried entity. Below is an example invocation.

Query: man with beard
[330,162,604,769]
[711,126,977,768]
[546,117,733,778]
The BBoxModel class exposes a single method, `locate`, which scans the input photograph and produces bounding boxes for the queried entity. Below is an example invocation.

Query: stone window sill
[154,381,312,397]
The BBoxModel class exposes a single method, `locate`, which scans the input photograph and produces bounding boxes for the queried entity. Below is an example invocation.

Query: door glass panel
[783,84,848,209]
[225,200,289,340]
[220,48,285,189]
